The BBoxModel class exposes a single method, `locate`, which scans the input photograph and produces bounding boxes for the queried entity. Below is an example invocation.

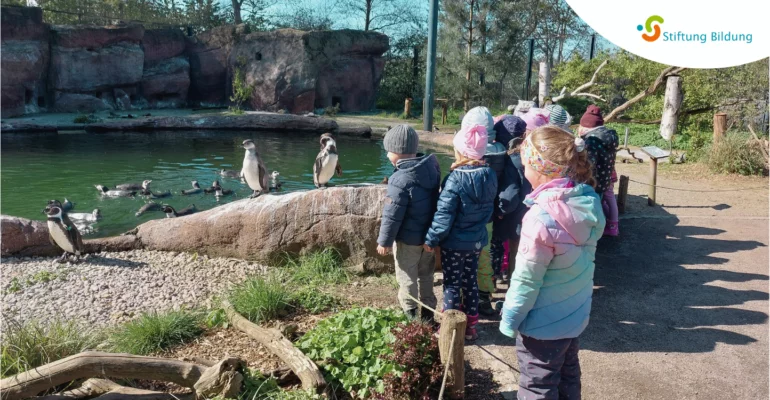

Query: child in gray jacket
[377,125,441,322]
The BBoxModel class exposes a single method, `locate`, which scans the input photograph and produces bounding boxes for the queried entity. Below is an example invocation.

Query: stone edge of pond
[1,112,373,138]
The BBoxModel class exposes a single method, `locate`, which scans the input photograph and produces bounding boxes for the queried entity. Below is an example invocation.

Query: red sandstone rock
[50,24,144,49]
[1,216,59,257]
[186,25,245,106]
[1,6,48,41]
[141,28,186,66]
[1,41,49,117]
[140,56,190,108]
[50,43,144,92]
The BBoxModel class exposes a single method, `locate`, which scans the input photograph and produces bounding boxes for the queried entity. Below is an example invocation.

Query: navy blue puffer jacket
[425,164,498,251]
[377,154,441,247]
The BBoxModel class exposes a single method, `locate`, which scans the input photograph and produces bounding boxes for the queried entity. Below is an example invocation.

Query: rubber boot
[478,291,498,317]
[465,313,479,341]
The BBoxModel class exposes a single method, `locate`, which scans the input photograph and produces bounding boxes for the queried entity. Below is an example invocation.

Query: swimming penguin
[313,133,343,188]
[219,169,241,179]
[161,204,197,218]
[62,198,74,212]
[45,203,84,263]
[95,185,136,197]
[116,180,152,191]
[181,181,203,195]
[139,188,172,199]
[68,209,102,223]
[135,202,162,217]
[212,181,233,198]
[269,171,282,191]
[240,139,269,198]
[203,181,218,194]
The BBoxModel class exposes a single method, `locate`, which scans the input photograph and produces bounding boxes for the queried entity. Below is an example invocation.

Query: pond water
[1,131,453,238]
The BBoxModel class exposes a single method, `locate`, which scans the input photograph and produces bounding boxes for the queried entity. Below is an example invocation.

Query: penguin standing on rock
[45,202,84,263]
[313,133,342,188]
[240,139,269,198]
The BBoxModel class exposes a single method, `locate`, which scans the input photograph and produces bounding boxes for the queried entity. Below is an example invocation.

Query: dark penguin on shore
[95,185,136,197]
[116,180,152,191]
[45,202,84,263]
[181,181,203,195]
[241,139,269,198]
[135,202,162,217]
[313,133,343,188]
[161,204,197,218]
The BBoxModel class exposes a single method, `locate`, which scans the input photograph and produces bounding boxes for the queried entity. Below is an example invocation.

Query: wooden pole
[538,61,551,107]
[618,175,629,214]
[713,113,727,142]
[439,310,466,399]
[648,158,658,206]
[442,101,448,125]
[404,98,412,118]
[422,0,438,131]
[659,75,682,142]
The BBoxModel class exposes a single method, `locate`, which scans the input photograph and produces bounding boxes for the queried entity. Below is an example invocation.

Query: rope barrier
[437,328,456,400]
[405,292,444,317]
[626,178,767,193]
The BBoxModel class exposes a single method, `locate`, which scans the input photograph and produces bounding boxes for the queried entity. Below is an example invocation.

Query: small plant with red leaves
[373,321,443,400]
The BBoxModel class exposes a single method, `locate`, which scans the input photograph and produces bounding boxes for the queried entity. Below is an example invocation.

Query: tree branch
[605,66,687,122]
[552,59,608,102]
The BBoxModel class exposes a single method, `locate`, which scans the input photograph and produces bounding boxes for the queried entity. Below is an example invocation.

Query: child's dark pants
[440,248,480,316]
[490,237,505,277]
[516,335,581,400]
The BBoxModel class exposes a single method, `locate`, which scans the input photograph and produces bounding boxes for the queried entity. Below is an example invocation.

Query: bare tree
[339,0,420,32]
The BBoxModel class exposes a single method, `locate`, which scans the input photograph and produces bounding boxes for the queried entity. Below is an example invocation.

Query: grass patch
[291,288,341,314]
[73,113,99,124]
[1,319,103,377]
[228,274,292,324]
[107,310,203,355]
[284,248,348,286]
[705,133,768,176]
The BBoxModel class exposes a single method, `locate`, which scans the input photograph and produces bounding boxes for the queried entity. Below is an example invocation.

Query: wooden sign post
[713,113,727,142]
[404,98,412,118]
[639,146,670,206]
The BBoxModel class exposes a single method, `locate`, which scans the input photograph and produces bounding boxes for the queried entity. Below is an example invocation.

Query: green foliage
[230,58,254,114]
[1,319,103,377]
[555,97,592,120]
[291,288,341,314]
[324,103,340,117]
[205,307,229,329]
[285,248,348,286]
[606,123,688,149]
[228,274,291,324]
[6,278,22,294]
[298,307,408,398]
[705,133,768,176]
[240,368,281,400]
[73,114,99,124]
[107,310,203,355]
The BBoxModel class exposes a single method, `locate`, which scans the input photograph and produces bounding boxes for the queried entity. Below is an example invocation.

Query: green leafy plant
[1,319,103,377]
[73,113,99,124]
[297,307,408,398]
[230,56,254,114]
[6,278,22,293]
[228,274,291,324]
[291,288,341,314]
[324,103,340,117]
[285,248,348,286]
[374,321,442,400]
[705,133,768,176]
[108,310,203,355]
[205,308,229,329]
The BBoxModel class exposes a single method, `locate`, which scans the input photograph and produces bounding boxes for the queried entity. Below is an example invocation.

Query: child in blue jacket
[424,121,497,341]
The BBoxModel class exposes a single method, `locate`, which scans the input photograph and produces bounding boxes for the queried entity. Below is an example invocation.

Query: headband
[521,135,569,178]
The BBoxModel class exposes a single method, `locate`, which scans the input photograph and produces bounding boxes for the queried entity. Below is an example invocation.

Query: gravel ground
[1,250,265,327]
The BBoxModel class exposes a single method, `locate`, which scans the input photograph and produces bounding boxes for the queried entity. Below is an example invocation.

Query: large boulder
[186,24,247,106]
[50,43,144,92]
[135,185,391,271]
[0,6,49,118]
[1,216,59,257]
[52,92,114,113]
[140,56,190,108]
[142,28,186,67]
[50,24,144,49]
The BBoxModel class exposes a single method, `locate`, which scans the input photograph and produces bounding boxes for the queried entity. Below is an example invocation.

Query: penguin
[62,198,74,212]
[181,181,203,195]
[161,204,197,218]
[219,169,241,179]
[45,204,84,263]
[203,181,218,194]
[240,139,269,198]
[116,180,152,191]
[136,202,161,217]
[269,171,282,191]
[212,181,233,198]
[68,209,102,223]
[313,133,343,188]
[380,176,389,184]
[95,185,136,197]
[140,188,172,199]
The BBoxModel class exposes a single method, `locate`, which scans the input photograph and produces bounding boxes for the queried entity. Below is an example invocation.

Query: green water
[1,131,452,238]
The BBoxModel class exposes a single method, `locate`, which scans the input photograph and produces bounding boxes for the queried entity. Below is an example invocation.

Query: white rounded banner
[565,0,769,68]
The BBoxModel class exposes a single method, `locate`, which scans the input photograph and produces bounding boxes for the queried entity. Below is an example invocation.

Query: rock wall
[1,185,392,272]
[0,6,389,118]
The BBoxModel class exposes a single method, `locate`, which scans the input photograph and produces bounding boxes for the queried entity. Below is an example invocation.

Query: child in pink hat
[424,118,498,341]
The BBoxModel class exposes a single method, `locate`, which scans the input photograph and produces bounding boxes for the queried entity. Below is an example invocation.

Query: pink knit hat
[521,109,549,132]
[453,125,487,160]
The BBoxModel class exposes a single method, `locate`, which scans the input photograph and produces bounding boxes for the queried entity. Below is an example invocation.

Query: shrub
[556,97,592,119]
[108,310,203,355]
[1,319,102,377]
[73,113,99,124]
[297,307,408,398]
[285,248,348,286]
[374,321,442,400]
[324,103,340,117]
[228,274,292,324]
[230,56,254,114]
[291,288,341,314]
[705,133,768,176]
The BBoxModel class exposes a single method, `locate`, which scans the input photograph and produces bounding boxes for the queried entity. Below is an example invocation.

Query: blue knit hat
[493,115,527,148]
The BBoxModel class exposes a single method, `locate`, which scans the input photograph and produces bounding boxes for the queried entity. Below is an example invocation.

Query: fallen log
[222,301,326,392]
[37,378,196,400]
[0,352,242,400]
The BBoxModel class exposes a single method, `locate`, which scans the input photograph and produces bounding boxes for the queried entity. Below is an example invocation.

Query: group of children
[376,103,619,399]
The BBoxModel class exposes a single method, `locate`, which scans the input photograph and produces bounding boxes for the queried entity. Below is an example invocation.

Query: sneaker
[479,300,497,317]
[604,221,619,237]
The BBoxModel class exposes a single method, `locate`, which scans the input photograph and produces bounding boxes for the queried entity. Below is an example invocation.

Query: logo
[637,15,664,42]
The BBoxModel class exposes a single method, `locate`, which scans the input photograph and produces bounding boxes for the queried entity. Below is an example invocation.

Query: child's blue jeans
[441,248,480,316]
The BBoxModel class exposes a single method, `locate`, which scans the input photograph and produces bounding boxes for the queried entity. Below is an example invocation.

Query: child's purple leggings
[602,186,618,223]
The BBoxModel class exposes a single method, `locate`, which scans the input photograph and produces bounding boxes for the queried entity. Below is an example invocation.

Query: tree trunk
[464,0,475,112]
[478,18,486,87]
[364,0,372,31]
[538,61,551,106]
[231,0,242,24]
[713,113,727,142]
[605,66,687,122]
[222,301,326,393]
[659,75,682,141]
[412,45,419,95]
